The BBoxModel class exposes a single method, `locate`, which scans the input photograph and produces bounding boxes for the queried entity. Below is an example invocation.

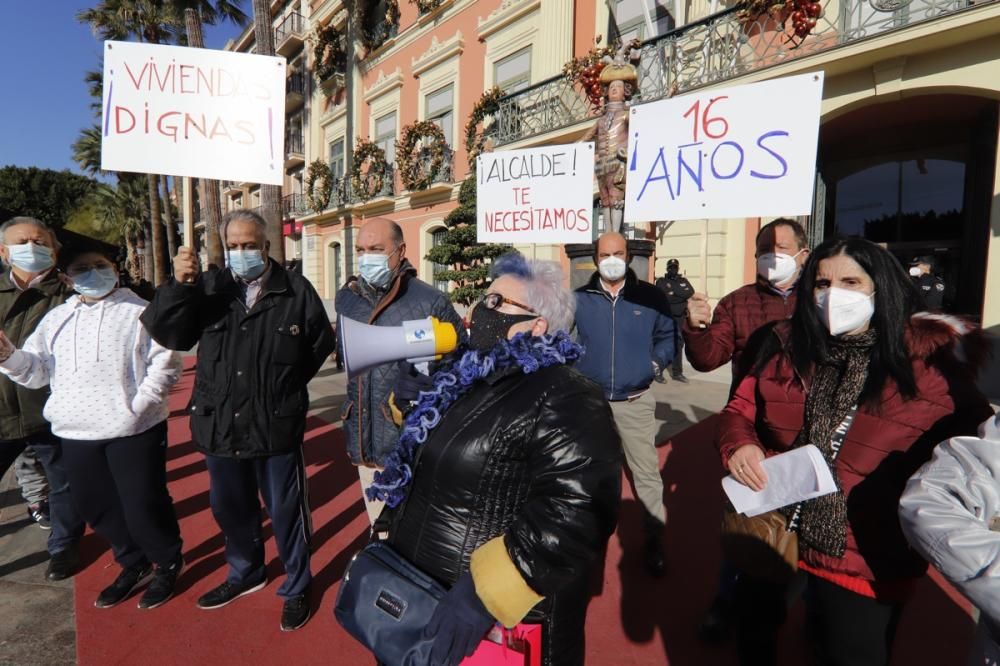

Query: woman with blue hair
[368,253,622,666]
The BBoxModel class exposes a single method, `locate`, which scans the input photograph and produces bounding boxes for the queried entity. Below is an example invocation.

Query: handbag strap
[787,405,858,532]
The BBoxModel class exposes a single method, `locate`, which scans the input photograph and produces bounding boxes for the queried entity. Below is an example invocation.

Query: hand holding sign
[687,293,711,329]
[174,247,200,284]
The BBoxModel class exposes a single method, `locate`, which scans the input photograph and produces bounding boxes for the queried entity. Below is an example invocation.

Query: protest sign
[624,72,824,222]
[101,40,286,185]
[477,144,595,244]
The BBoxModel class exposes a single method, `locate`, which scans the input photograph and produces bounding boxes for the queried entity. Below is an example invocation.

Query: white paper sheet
[722,445,838,517]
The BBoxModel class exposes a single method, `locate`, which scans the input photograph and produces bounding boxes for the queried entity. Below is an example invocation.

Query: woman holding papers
[717,238,991,666]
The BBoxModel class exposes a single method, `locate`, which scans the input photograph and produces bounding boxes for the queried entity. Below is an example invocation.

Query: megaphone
[338,315,458,380]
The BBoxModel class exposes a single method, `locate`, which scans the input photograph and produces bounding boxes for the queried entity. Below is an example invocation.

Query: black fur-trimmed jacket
[387,363,622,666]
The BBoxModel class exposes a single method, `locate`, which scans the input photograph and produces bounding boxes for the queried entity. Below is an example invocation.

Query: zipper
[358,377,367,465]
[609,293,617,398]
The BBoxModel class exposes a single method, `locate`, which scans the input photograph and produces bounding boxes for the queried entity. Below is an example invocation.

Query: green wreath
[464,86,504,171]
[311,24,347,87]
[305,159,334,214]
[351,138,388,202]
[358,0,400,52]
[396,120,447,191]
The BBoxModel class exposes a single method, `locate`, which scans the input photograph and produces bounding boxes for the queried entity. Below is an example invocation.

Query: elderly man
[142,209,335,631]
[336,217,464,524]
[0,216,85,581]
[574,232,674,577]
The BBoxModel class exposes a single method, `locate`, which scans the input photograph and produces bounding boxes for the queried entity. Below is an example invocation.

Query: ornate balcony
[282,193,309,218]
[275,12,305,57]
[284,133,305,169]
[493,0,990,146]
[285,72,307,113]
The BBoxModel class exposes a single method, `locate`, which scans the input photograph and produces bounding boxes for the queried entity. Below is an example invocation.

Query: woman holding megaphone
[335,253,622,666]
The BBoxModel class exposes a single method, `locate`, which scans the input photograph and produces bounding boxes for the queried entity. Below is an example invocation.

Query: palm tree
[73,125,105,178]
[252,0,284,263]
[90,174,149,281]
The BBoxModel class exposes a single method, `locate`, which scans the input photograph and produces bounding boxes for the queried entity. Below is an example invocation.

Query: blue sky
[0,2,247,177]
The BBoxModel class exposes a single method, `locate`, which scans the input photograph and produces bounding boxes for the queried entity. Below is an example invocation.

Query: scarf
[783,329,877,557]
[367,331,584,508]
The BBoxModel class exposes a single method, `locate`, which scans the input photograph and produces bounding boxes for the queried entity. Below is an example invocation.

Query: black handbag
[334,539,444,665]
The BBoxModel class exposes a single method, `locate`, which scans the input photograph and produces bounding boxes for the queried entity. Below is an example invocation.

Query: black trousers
[669,314,685,376]
[734,572,902,666]
[205,449,311,598]
[0,430,85,555]
[62,422,182,569]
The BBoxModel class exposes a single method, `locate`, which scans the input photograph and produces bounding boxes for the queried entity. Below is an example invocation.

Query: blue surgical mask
[72,267,118,299]
[358,251,395,289]
[7,243,55,273]
[227,249,267,280]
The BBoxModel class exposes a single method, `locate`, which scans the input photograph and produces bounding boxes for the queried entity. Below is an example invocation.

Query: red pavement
[73,363,976,665]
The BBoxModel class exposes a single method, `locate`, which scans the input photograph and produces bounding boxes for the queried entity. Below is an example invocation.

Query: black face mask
[469,306,537,351]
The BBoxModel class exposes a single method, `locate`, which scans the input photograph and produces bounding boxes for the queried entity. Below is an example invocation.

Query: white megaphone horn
[338,315,459,380]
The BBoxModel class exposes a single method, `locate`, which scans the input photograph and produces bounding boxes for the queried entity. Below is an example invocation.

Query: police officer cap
[909,255,934,267]
[667,258,679,269]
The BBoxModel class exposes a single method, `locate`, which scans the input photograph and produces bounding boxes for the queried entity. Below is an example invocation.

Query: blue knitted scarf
[368,330,583,507]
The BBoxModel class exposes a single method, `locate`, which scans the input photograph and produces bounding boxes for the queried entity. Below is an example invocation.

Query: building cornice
[363,67,405,102]
[477,0,541,40]
[411,31,464,77]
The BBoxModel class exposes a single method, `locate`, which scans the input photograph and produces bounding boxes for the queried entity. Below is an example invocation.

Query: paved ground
[0,360,731,665]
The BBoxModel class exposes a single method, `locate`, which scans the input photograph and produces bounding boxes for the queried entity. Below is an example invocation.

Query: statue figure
[581,41,640,234]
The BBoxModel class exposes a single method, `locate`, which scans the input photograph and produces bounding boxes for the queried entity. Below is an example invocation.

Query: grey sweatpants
[14,447,49,505]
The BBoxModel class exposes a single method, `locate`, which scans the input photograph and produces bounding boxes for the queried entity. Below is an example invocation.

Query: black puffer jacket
[388,364,622,666]
[141,261,335,458]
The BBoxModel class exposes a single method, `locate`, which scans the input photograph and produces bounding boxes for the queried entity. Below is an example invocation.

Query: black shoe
[95,563,153,608]
[671,374,690,384]
[197,578,266,610]
[28,501,51,530]
[698,596,733,644]
[280,593,310,632]
[138,557,184,609]
[45,545,80,582]
[643,536,666,578]
[654,369,667,384]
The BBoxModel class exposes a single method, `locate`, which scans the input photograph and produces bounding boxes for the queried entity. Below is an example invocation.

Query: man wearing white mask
[335,217,464,524]
[684,218,809,642]
[142,209,335,631]
[0,217,85,582]
[574,232,675,577]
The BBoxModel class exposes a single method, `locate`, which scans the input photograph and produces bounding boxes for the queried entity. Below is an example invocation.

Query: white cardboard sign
[476,143,596,244]
[624,72,824,222]
[101,41,286,185]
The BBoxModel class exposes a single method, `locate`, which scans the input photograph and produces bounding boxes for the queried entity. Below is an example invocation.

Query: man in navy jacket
[575,232,674,576]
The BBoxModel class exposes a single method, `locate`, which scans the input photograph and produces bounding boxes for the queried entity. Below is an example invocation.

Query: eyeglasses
[479,292,539,316]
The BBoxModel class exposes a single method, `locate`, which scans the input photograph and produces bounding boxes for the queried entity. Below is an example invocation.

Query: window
[374,112,397,164]
[612,0,673,42]
[286,112,304,155]
[425,85,454,147]
[329,138,345,181]
[494,47,531,93]
[431,228,449,293]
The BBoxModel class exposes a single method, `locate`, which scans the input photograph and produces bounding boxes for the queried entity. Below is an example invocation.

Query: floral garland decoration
[464,86,504,170]
[311,23,347,86]
[305,159,334,214]
[351,137,388,202]
[411,0,444,12]
[358,0,401,52]
[562,36,616,110]
[396,120,448,191]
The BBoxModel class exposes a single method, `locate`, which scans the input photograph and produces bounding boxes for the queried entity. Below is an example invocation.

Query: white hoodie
[0,288,181,440]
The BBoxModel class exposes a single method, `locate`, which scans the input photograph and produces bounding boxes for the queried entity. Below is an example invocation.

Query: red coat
[718,314,993,594]
[683,281,796,385]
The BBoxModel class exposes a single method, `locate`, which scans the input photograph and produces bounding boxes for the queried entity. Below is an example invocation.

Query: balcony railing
[286,72,307,97]
[285,133,304,156]
[275,12,305,56]
[352,164,395,202]
[282,193,309,217]
[493,0,987,146]
[404,146,454,190]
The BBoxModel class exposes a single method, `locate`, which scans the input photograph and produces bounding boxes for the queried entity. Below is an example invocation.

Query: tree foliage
[425,177,508,305]
[0,166,96,227]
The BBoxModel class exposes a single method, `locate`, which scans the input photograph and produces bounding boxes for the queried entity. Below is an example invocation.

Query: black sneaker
[95,563,154,608]
[196,579,266,610]
[671,374,690,384]
[138,557,184,610]
[643,535,666,578]
[45,545,80,582]
[280,593,310,632]
[28,501,51,530]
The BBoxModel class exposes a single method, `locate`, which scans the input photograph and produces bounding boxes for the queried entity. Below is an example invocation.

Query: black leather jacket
[141,260,335,458]
[388,364,622,666]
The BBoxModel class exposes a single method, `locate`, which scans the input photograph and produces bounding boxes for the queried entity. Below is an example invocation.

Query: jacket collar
[0,268,66,296]
[364,259,417,324]
[582,267,638,297]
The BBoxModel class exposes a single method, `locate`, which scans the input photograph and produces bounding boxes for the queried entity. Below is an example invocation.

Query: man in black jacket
[141,210,334,631]
[655,258,694,383]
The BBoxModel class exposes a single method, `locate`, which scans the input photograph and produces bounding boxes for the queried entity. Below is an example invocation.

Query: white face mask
[598,256,627,282]
[815,287,875,337]
[908,266,922,277]
[757,250,804,285]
